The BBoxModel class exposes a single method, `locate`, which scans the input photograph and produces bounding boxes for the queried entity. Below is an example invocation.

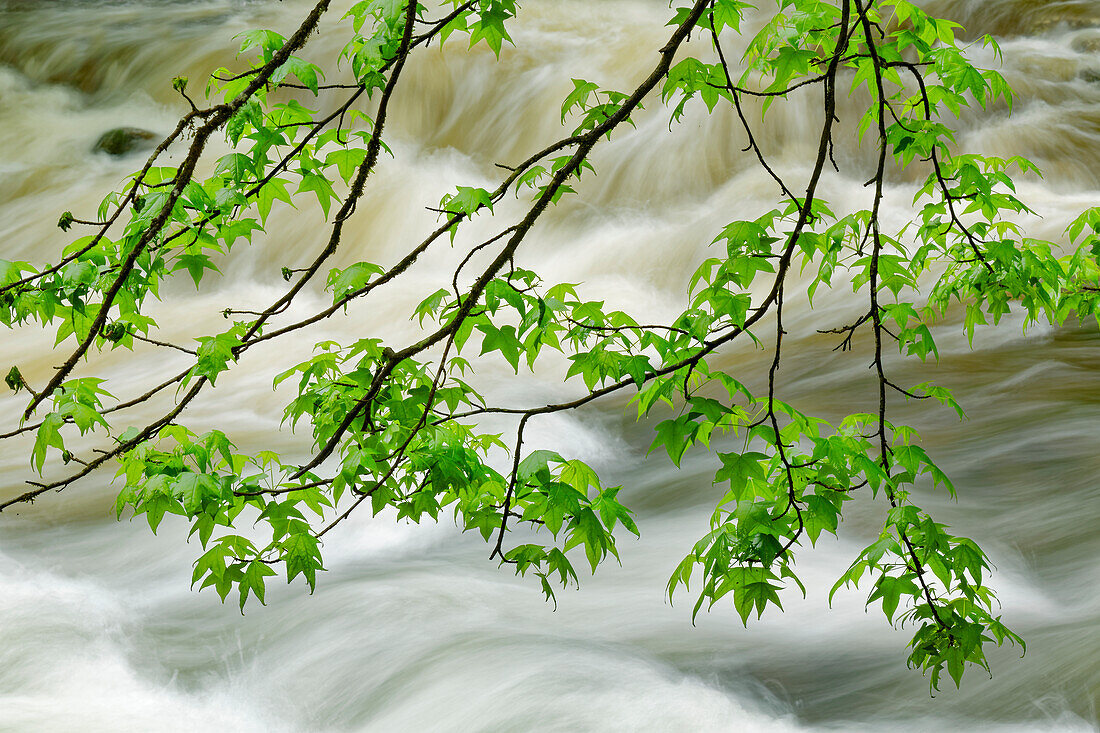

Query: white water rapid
[1,0,1099,730]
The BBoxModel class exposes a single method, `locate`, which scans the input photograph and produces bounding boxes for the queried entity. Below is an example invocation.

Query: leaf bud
[58,211,74,232]
[5,365,23,393]
[102,321,127,342]
[172,76,189,93]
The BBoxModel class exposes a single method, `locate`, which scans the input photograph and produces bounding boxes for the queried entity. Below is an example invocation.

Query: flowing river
[2,0,1100,730]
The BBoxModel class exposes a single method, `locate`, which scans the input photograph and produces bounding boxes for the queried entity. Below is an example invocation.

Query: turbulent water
[2,0,1100,730]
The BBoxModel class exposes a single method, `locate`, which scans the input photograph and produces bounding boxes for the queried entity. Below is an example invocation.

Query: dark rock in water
[93,127,156,156]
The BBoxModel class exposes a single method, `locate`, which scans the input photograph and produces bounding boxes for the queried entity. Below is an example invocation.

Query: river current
[1,0,1099,730]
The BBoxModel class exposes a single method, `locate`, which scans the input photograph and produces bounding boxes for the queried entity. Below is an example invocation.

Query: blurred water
[1,0,1099,730]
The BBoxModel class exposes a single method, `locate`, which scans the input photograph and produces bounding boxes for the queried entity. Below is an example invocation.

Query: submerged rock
[93,127,156,156]
[1072,33,1100,55]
